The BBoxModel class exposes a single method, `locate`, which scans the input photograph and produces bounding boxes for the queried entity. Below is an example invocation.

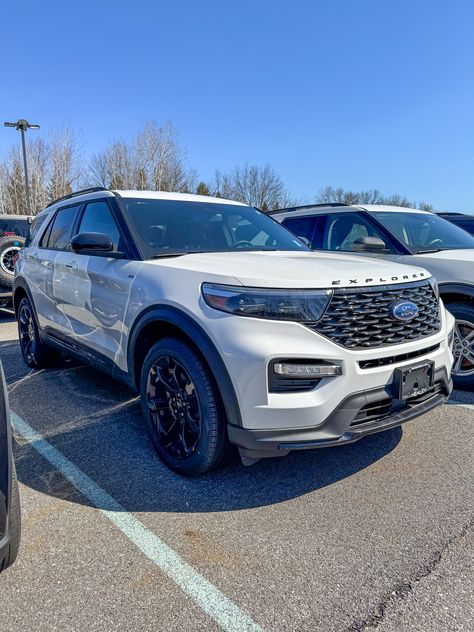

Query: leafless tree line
[315,186,433,211]
[0,119,433,215]
[0,126,83,215]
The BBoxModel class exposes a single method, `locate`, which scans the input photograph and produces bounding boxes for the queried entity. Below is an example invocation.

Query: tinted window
[452,219,474,236]
[25,213,49,246]
[315,212,394,253]
[78,201,124,252]
[371,212,474,252]
[0,218,31,238]
[282,217,317,245]
[121,198,308,258]
[42,205,79,250]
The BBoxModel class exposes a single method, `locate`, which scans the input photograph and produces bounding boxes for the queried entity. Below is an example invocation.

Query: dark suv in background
[0,215,33,309]
[0,361,21,573]
[437,212,474,236]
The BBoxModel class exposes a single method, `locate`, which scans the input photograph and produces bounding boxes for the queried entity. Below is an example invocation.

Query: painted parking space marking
[11,411,262,632]
[447,401,474,410]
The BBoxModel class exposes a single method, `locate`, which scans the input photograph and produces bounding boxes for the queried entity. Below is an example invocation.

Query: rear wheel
[446,302,474,391]
[140,338,229,475]
[0,235,24,288]
[17,296,60,369]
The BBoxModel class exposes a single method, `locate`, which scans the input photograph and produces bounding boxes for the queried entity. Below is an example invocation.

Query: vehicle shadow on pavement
[9,361,403,513]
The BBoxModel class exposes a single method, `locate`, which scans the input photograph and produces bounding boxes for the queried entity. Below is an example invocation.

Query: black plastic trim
[128,305,243,427]
[43,330,133,388]
[0,361,14,563]
[439,282,474,300]
[228,367,452,455]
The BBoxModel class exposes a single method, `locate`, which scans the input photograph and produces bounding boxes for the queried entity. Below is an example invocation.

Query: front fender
[128,305,242,427]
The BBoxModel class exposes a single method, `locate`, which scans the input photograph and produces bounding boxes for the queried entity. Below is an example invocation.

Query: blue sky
[1,0,473,210]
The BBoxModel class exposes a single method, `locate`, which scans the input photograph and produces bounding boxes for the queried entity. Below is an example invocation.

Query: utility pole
[4,119,40,214]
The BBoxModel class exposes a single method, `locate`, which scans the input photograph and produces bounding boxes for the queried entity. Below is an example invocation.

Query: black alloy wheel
[146,354,201,460]
[140,338,229,475]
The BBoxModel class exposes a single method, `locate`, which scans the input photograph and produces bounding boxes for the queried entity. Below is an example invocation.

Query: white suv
[272,203,474,390]
[14,189,454,475]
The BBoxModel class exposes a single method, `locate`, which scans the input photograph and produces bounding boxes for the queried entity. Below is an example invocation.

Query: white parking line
[11,411,262,632]
[447,401,474,410]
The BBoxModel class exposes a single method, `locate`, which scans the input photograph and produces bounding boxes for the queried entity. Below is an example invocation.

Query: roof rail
[270,202,350,215]
[46,187,110,208]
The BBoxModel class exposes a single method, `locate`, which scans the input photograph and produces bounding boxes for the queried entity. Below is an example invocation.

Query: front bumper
[205,302,454,434]
[229,367,452,459]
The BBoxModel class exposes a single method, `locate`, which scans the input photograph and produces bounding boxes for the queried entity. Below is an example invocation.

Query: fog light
[273,362,341,378]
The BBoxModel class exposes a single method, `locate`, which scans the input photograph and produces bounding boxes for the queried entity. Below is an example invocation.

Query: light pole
[4,119,40,214]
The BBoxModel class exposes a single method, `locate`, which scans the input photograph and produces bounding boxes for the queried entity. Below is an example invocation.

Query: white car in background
[271,203,474,390]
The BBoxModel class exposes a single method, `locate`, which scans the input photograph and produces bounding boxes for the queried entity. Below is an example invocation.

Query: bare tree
[48,126,83,203]
[0,164,10,214]
[209,163,295,211]
[90,120,196,193]
[4,149,27,214]
[28,138,49,212]
[90,141,134,189]
[316,185,432,210]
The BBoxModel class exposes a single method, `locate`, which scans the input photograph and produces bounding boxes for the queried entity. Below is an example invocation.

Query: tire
[17,296,60,369]
[0,463,21,572]
[0,235,25,288]
[140,338,229,475]
[446,302,474,391]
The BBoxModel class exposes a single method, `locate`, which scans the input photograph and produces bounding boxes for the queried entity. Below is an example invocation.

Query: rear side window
[455,220,474,235]
[315,212,395,253]
[40,205,80,251]
[282,217,318,245]
[25,213,50,246]
[77,201,124,252]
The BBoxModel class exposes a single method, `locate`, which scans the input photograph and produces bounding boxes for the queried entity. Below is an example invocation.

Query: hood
[410,249,474,286]
[415,249,474,262]
[147,251,431,289]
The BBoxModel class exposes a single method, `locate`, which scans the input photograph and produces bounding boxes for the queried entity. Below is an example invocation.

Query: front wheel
[140,338,229,475]
[446,302,474,391]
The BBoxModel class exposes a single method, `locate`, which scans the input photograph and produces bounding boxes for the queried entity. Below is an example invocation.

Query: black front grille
[307,280,441,349]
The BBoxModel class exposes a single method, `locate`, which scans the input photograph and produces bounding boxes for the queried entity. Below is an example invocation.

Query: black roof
[270,203,351,215]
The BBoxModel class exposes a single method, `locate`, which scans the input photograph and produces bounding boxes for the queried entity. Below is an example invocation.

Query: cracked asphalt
[0,309,473,631]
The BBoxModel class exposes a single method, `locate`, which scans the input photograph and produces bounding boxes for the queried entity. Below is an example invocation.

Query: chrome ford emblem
[389,300,419,321]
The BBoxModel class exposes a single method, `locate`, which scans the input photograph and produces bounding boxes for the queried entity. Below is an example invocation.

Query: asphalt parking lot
[0,308,472,632]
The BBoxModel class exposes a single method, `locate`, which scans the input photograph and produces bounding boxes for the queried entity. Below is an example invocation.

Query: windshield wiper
[415,248,444,254]
[149,252,188,259]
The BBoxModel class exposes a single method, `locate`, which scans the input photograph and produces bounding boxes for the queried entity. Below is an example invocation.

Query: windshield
[371,211,474,253]
[121,198,309,258]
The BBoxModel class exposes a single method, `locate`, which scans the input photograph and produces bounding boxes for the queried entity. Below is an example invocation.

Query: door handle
[65,262,78,271]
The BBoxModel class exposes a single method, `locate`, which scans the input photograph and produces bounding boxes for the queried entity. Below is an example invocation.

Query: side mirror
[71,232,113,254]
[352,236,386,252]
[298,236,312,248]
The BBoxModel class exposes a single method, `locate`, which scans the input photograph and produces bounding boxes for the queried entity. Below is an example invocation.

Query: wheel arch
[128,306,243,428]
[439,283,474,306]
[12,277,33,317]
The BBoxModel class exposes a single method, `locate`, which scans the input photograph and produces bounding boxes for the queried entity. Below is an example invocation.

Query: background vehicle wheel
[140,338,229,475]
[1,464,21,572]
[17,297,60,369]
[446,302,474,391]
[0,235,24,287]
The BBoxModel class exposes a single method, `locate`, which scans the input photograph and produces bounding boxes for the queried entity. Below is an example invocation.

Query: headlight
[428,276,439,299]
[202,283,332,322]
